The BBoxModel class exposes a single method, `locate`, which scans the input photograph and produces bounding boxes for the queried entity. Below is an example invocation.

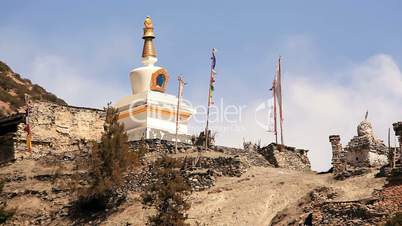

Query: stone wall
[345,136,388,167]
[329,135,347,174]
[0,101,105,161]
[0,134,15,164]
[257,143,311,171]
[129,138,194,153]
[0,114,25,163]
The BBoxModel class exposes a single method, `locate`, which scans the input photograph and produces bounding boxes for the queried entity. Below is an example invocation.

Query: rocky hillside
[1,139,399,225]
[0,61,66,117]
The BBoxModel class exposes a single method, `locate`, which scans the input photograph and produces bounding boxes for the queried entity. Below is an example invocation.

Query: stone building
[329,117,388,169]
[0,101,105,164]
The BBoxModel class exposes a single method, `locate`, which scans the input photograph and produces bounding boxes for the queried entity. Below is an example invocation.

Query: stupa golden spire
[142,16,156,58]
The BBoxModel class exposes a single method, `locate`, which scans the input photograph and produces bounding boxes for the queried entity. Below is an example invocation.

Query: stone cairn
[329,135,346,174]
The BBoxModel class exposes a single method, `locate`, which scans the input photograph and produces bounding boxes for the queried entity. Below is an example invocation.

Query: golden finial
[142,16,156,57]
[144,16,153,29]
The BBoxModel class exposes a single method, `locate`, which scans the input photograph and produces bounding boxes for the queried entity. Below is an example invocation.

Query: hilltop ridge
[0,61,66,117]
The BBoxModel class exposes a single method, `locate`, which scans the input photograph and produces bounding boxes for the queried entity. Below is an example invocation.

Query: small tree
[142,155,191,226]
[89,106,138,194]
[72,105,139,216]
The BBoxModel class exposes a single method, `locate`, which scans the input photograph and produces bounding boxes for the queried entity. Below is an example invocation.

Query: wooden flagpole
[388,128,391,150]
[273,80,278,144]
[278,57,284,145]
[205,73,212,151]
[205,49,216,151]
[24,94,32,152]
[175,75,184,153]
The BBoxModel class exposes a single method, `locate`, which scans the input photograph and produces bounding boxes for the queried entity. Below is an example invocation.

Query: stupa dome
[357,119,373,137]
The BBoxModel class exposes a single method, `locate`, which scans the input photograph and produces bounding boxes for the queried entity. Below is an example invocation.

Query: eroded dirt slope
[101,166,384,226]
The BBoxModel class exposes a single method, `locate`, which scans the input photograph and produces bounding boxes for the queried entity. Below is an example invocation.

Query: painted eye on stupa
[156,74,165,87]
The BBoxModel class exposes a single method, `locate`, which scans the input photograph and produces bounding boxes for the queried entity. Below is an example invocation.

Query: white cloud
[0,25,135,109]
[29,55,126,108]
[211,53,402,171]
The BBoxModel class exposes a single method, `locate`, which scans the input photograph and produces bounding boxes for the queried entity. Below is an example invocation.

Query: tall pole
[205,48,216,151]
[278,57,284,145]
[24,94,32,152]
[388,128,391,149]
[273,80,278,144]
[205,71,212,151]
[388,127,394,168]
[175,76,184,153]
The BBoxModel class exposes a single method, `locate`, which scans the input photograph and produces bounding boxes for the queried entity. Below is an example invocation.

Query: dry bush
[242,139,261,151]
[142,155,191,226]
[385,212,402,226]
[0,207,14,224]
[191,130,215,147]
[0,180,4,192]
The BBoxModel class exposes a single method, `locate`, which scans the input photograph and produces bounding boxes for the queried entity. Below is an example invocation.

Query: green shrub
[71,105,140,217]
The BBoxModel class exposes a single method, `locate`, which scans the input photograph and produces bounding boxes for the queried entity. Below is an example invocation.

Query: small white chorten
[115,16,194,142]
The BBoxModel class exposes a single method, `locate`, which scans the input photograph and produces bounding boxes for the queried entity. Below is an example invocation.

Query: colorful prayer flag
[209,48,217,104]
[24,107,32,152]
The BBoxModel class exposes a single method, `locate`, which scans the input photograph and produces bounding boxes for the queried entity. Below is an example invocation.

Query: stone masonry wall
[258,143,311,170]
[0,134,15,164]
[329,135,347,174]
[13,101,105,159]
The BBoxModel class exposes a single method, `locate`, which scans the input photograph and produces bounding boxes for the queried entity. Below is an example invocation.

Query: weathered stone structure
[344,119,388,167]
[393,122,402,166]
[257,143,311,171]
[330,118,388,169]
[0,101,105,163]
[329,135,346,174]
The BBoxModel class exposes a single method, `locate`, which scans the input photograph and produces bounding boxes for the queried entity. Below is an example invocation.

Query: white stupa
[115,16,195,142]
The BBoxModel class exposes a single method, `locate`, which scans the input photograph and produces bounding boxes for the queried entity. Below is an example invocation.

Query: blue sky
[1,1,402,170]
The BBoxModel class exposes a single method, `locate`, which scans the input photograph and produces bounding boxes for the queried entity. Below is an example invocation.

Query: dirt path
[186,167,385,226]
